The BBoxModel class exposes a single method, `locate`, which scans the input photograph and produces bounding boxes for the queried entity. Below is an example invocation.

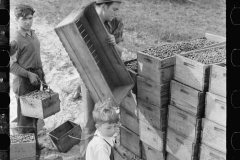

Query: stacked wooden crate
[119,91,141,158]
[137,42,177,160]
[200,62,226,160]
[167,42,226,160]
[137,33,226,160]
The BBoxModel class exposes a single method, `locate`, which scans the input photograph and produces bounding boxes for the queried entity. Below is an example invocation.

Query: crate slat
[166,153,180,160]
[142,142,166,160]
[120,126,141,157]
[137,76,170,108]
[166,128,199,160]
[199,143,226,160]
[201,118,226,153]
[205,92,226,127]
[120,107,139,135]
[209,63,226,97]
[138,99,167,131]
[170,80,205,117]
[139,120,166,152]
[120,92,138,117]
[167,105,202,143]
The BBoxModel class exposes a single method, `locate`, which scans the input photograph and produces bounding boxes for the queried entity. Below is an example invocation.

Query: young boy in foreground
[86,98,123,160]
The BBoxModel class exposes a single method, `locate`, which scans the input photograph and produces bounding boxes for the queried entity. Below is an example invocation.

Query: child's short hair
[93,98,119,125]
[14,4,35,19]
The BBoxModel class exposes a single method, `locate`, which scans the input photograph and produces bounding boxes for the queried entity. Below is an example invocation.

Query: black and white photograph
[9,0,226,160]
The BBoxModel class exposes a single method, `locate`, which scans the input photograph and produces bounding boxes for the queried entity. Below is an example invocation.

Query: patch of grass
[11,0,225,53]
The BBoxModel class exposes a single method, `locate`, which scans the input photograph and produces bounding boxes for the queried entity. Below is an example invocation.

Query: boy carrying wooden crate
[10,4,48,157]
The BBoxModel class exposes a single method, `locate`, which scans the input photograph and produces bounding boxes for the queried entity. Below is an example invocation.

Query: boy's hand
[28,72,40,86]
[106,34,116,46]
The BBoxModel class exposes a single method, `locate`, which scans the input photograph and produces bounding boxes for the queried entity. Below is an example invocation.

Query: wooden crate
[170,80,205,117]
[166,128,199,160]
[174,45,226,92]
[137,33,226,84]
[205,92,226,127]
[137,76,170,108]
[201,118,226,153]
[10,133,36,160]
[166,153,180,160]
[142,141,166,160]
[120,92,138,118]
[138,99,167,131]
[20,91,60,119]
[209,63,226,97]
[124,59,138,95]
[120,107,139,135]
[120,126,141,157]
[55,3,134,105]
[137,52,174,84]
[199,143,226,160]
[167,105,202,143]
[139,119,166,151]
[49,121,81,153]
[10,117,45,135]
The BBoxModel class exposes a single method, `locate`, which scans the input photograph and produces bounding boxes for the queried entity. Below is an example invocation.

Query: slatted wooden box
[120,92,138,118]
[166,153,180,160]
[199,143,226,160]
[120,107,139,135]
[124,59,138,95]
[137,76,170,108]
[10,133,36,160]
[120,126,141,157]
[166,128,199,160]
[20,90,60,119]
[138,99,167,131]
[137,33,226,84]
[55,3,134,105]
[170,80,205,117]
[10,117,45,135]
[174,45,226,92]
[142,141,166,160]
[201,118,226,153]
[205,92,226,127]
[209,62,226,97]
[167,105,202,143]
[49,121,82,153]
[139,119,166,152]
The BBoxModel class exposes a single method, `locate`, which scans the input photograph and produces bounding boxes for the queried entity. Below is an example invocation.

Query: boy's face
[103,2,120,22]
[16,14,33,31]
[96,122,118,137]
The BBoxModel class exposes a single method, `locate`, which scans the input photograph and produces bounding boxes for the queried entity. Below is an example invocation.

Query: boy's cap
[96,0,122,4]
